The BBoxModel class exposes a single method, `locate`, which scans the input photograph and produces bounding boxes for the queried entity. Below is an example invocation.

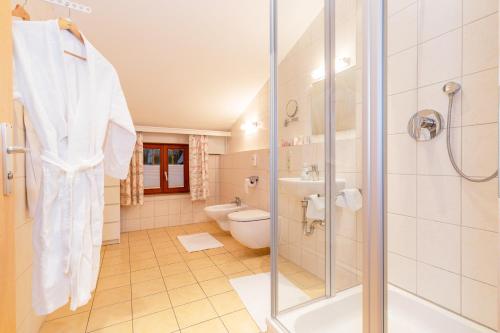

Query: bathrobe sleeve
[103,75,136,179]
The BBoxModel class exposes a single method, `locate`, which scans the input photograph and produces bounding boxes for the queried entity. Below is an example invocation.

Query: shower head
[442,82,461,96]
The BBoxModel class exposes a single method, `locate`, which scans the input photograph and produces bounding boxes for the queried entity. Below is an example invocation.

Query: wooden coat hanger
[58,17,87,61]
[11,4,30,21]
[11,2,87,61]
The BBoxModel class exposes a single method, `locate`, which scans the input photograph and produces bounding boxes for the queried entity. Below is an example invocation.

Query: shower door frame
[269,0,387,332]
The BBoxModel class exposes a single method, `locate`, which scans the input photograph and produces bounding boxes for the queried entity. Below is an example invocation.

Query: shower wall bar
[362,0,385,332]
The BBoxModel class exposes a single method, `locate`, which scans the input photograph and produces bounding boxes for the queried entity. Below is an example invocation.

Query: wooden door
[0,0,16,332]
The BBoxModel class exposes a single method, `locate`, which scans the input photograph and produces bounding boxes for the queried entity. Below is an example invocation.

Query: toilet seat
[228,209,270,222]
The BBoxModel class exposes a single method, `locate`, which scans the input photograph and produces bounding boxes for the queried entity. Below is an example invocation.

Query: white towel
[336,188,363,211]
[306,194,325,221]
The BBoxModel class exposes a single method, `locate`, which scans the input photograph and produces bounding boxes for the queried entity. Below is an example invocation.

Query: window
[143,143,189,194]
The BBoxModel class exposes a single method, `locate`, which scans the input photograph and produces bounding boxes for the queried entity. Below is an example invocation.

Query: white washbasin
[204,203,248,231]
[279,177,346,197]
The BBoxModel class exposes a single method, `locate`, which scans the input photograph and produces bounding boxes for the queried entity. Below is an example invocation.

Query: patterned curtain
[189,135,210,201]
[120,132,144,206]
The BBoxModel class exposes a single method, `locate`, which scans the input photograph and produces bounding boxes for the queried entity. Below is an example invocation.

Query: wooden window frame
[143,143,190,195]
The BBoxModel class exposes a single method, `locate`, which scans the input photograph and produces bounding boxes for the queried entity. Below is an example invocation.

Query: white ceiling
[62,0,323,130]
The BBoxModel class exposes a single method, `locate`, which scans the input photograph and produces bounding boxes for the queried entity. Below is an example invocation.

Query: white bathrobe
[12,20,136,315]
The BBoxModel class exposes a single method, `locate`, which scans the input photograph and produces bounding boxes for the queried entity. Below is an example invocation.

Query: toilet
[228,209,270,249]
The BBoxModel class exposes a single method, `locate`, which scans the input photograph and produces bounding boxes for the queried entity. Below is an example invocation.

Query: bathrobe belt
[41,151,104,309]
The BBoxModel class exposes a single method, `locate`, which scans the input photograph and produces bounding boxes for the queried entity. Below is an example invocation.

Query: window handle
[164,171,168,182]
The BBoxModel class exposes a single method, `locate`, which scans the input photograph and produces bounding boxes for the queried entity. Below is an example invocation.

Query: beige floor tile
[133,309,179,333]
[217,261,247,275]
[181,318,228,333]
[130,258,158,271]
[278,261,302,275]
[87,301,131,332]
[45,301,92,321]
[155,246,180,256]
[129,244,153,254]
[221,309,260,333]
[130,250,156,262]
[97,273,130,292]
[173,299,218,329]
[210,253,237,265]
[227,270,253,279]
[101,254,129,267]
[131,266,162,284]
[199,277,233,296]
[182,251,208,261]
[187,257,215,270]
[168,284,206,306]
[204,247,228,256]
[104,248,129,258]
[157,253,184,266]
[90,321,133,333]
[191,265,224,282]
[99,262,130,278]
[160,262,190,277]
[40,312,89,333]
[132,278,166,299]
[93,285,131,309]
[288,271,323,288]
[152,241,176,250]
[209,290,245,316]
[164,271,196,290]
[241,256,270,270]
[132,291,172,319]
[304,284,326,298]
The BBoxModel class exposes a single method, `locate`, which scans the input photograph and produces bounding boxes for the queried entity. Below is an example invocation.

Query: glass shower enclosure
[268,0,499,332]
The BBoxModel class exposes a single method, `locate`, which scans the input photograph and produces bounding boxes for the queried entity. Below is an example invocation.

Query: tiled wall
[102,176,121,244]
[387,0,498,328]
[121,155,221,232]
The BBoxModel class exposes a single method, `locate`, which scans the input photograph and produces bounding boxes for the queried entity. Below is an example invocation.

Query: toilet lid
[228,209,270,222]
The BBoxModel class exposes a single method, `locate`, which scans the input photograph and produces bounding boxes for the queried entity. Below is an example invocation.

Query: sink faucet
[232,196,242,207]
[302,164,320,181]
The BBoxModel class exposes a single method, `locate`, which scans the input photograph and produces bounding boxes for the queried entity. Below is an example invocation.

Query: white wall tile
[462,277,498,330]
[463,0,498,24]
[462,227,497,286]
[388,253,417,292]
[388,134,416,174]
[417,127,461,176]
[103,204,120,222]
[388,174,417,216]
[418,29,462,86]
[417,79,461,128]
[417,219,460,273]
[461,68,499,126]
[417,0,461,42]
[388,214,417,258]
[462,179,498,232]
[462,123,498,177]
[417,262,461,312]
[417,175,460,224]
[388,47,418,95]
[387,89,418,134]
[388,3,418,55]
[463,14,498,75]
[388,0,417,17]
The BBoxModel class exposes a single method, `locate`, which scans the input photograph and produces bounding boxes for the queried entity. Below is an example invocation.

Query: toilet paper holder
[247,176,259,184]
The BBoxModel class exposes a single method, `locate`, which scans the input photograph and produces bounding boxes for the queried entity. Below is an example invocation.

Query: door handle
[7,146,28,154]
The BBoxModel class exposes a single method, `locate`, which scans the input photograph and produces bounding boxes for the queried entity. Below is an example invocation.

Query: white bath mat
[177,232,223,252]
[230,273,310,332]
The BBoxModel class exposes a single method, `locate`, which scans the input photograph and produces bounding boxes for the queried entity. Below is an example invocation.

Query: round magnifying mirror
[286,100,298,118]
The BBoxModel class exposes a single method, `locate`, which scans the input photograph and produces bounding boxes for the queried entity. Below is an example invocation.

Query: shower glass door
[386,0,499,331]
[271,0,364,330]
